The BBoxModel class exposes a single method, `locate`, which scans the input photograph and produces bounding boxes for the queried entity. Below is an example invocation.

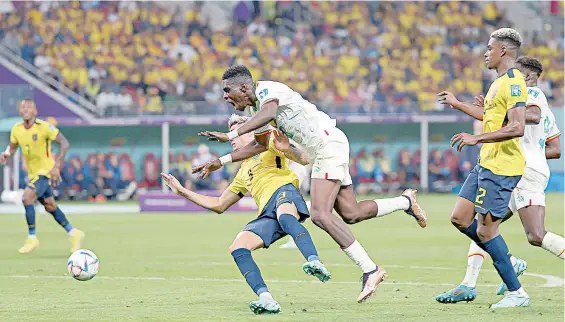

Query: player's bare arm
[451,107,526,152]
[1,142,19,165]
[49,132,70,186]
[191,138,268,179]
[438,91,484,121]
[198,101,278,143]
[545,136,561,159]
[525,105,541,124]
[161,172,241,213]
[273,130,310,165]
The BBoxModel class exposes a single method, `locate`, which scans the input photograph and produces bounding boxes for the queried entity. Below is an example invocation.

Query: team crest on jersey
[510,85,521,97]
[258,88,268,100]
[32,134,38,141]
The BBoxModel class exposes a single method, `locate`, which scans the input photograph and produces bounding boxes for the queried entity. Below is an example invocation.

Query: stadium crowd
[0,1,563,117]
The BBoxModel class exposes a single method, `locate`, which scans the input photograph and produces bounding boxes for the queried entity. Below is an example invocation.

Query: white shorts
[310,127,352,186]
[508,168,548,214]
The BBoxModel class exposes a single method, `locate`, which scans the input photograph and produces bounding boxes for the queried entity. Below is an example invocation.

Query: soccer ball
[67,249,100,281]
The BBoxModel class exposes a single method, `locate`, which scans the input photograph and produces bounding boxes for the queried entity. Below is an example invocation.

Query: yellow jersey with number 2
[480,68,527,176]
[228,136,299,215]
[10,119,59,181]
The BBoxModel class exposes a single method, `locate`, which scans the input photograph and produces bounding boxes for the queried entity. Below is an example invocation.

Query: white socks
[68,228,76,237]
[375,196,410,217]
[343,240,377,273]
[510,287,528,296]
[461,241,487,288]
[28,234,37,239]
[259,292,273,299]
[541,231,565,259]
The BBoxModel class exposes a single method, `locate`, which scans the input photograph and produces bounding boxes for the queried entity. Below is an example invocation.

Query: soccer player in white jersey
[436,56,563,304]
[193,65,428,303]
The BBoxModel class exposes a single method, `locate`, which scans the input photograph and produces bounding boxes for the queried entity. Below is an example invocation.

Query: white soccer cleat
[357,267,387,303]
[279,237,298,249]
[490,292,530,308]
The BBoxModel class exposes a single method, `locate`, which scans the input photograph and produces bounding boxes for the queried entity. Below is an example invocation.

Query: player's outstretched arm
[228,101,278,139]
[161,173,241,213]
[230,137,269,162]
[476,106,526,143]
[545,135,561,159]
[438,92,484,121]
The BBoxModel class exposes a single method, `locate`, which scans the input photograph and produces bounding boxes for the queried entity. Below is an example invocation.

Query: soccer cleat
[496,257,527,295]
[249,297,281,315]
[70,229,85,253]
[490,292,530,308]
[18,237,39,254]
[401,189,427,228]
[279,238,298,249]
[302,260,332,283]
[357,267,387,303]
[435,284,477,303]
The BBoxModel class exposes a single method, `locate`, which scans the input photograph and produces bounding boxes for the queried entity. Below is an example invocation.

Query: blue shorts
[243,184,310,248]
[459,165,521,219]
[28,176,54,202]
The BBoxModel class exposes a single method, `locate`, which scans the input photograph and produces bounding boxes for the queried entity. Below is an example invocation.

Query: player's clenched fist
[198,131,230,143]
[191,159,222,179]
[0,152,9,165]
[161,172,183,194]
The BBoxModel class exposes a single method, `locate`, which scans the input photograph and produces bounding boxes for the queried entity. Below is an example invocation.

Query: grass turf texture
[0,194,562,321]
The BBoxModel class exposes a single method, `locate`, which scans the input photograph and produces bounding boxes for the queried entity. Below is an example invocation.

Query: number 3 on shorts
[475,187,487,205]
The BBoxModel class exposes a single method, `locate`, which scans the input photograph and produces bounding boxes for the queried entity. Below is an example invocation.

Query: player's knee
[310,210,328,228]
[22,194,34,205]
[43,202,57,213]
[526,230,545,247]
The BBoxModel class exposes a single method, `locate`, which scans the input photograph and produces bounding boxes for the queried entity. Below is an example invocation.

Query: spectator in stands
[144,87,164,114]
[428,149,451,192]
[81,155,104,202]
[1,29,21,54]
[115,86,134,112]
[398,150,418,188]
[61,157,83,199]
[103,153,123,199]
[96,87,116,115]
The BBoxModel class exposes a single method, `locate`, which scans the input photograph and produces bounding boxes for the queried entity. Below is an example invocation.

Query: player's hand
[272,129,290,152]
[49,168,62,187]
[198,131,230,143]
[473,94,485,107]
[0,152,9,165]
[161,172,183,194]
[451,132,479,152]
[437,91,461,108]
[191,159,222,179]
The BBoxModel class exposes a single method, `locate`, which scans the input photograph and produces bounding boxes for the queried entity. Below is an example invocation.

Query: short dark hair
[490,28,522,48]
[516,56,543,76]
[222,65,253,84]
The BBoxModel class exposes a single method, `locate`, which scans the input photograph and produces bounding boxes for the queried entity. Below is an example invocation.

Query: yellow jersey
[480,68,527,176]
[10,119,59,181]
[228,137,300,215]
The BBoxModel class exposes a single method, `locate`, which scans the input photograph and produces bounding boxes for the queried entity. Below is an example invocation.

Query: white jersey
[520,86,558,179]
[251,81,337,158]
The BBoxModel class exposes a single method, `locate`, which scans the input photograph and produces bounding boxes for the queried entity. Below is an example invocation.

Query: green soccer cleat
[302,260,332,283]
[490,292,530,308]
[249,297,281,315]
[435,284,477,303]
[496,257,527,295]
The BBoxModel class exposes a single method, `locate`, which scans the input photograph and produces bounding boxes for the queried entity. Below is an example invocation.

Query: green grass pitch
[0,194,562,321]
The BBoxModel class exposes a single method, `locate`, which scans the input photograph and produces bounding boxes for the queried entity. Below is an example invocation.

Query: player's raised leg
[275,195,331,283]
[19,186,39,254]
[310,178,385,303]
[229,231,280,314]
[333,185,427,227]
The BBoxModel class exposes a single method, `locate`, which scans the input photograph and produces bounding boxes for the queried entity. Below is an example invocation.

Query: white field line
[3,263,563,288]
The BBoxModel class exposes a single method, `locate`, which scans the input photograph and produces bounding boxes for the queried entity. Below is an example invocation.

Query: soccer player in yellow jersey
[437,28,529,308]
[161,114,331,315]
[1,100,85,254]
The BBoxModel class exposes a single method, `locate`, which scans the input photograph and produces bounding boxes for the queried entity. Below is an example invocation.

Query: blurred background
[0,1,562,204]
